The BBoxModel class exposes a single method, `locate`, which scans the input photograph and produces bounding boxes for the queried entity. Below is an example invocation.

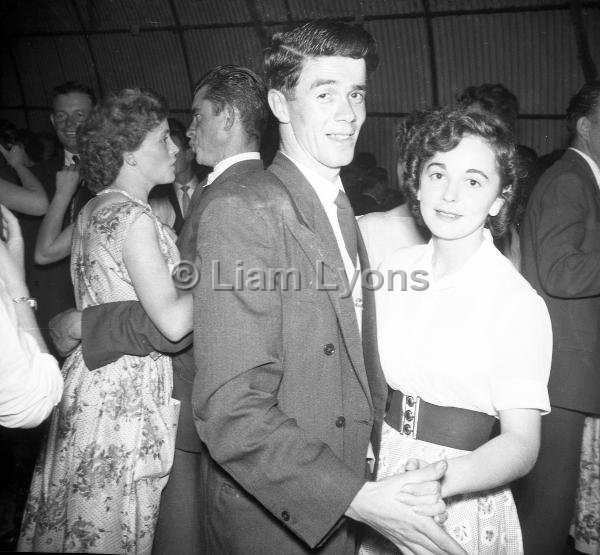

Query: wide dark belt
[384,388,500,452]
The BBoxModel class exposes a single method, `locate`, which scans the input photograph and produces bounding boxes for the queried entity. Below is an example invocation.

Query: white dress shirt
[0,277,63,428]
[206,152,261,186]
[282,153,362,329]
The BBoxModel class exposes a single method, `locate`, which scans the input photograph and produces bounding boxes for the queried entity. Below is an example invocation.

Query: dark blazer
[191,152,387,554]
[81,158,266,453]
[520,148,600,415]
[149,183,185,234]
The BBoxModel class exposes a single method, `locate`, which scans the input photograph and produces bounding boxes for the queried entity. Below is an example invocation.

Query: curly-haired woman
[361,108,552,554]
[18,89,189,554]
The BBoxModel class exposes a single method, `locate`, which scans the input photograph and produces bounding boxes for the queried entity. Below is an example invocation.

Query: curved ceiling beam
[167,0,194,92]
[569,0,598,82]
[69,0,104,97]
[421,0,439,107]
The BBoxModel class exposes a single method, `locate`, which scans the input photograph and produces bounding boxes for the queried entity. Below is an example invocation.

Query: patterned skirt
[17,348,179,554]
[360,422,523,555]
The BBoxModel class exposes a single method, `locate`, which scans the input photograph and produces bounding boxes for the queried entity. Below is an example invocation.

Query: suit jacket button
[281,510,290,522]
[323,343,335,355]
[335,416,346,428]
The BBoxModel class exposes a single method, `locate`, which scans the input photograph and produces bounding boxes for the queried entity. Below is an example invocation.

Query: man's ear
[268,89,290,124]
[223,104,236,132]
[50,113,56,130]
[577,116,591,140]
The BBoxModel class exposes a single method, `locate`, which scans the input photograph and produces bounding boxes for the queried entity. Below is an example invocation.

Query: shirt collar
[569,147,600,188]
[280,152,344,206]
[424,228,495,290]
[206,152,260,186]
[63,150,77,166]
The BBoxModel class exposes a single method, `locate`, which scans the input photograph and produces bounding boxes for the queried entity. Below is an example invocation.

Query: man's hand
[0,144,28,168]
[49,308,82,357]
[346,460,465,555]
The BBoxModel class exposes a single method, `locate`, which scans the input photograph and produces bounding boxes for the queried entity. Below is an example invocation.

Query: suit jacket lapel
[269,152,372,406]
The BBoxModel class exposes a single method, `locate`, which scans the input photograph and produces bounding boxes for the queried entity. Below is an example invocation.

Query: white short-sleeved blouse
[375,230,551,416]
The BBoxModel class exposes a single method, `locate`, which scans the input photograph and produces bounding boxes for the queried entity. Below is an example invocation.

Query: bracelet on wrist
[12,296,37,310]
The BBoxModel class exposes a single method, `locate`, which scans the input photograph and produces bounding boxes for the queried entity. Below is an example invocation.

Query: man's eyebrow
[309,79,367,91]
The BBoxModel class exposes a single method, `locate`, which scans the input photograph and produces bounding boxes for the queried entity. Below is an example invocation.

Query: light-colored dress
[18,190,180,554]
[362,230,552,555]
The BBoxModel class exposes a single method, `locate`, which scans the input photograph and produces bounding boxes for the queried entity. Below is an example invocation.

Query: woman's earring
[125,156,137,166]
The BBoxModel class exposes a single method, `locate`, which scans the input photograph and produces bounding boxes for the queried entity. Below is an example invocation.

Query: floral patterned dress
[18,190,180,554]
[571,416,600,555]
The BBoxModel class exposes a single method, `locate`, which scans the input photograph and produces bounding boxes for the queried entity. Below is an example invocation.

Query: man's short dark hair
[263,19,378,97]
[456,83,519,130]
[51,81,97,106]
[566,80,600,138]
[192,65,268,143]
[168,117,188,148]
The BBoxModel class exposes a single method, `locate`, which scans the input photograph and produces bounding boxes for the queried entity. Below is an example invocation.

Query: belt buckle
[400,394,420,439]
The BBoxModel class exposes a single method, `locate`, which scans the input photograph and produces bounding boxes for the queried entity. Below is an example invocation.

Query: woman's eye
[430,172,443,180]
[317,92,330,100]
[468,178,481,188]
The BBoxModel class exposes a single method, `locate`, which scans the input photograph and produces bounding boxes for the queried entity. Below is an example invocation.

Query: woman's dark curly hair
[402,107,519,237]
[77,88,168,192]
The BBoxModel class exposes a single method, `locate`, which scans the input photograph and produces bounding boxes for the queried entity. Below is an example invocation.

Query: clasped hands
[347,459,465,555]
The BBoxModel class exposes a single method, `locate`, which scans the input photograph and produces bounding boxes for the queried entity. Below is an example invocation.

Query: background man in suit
[517,80,600,554]
[27,81,95,356]
[190,20,460,554]
[149,117,209,234]
[47,65,269,555]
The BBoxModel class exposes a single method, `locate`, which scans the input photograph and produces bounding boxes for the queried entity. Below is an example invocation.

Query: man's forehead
[53,92,92,111]
[298,56,367,87]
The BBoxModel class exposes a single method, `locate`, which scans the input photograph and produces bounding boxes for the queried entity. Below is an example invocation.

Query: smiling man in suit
[517,80,600,554]
[191,20,461,555]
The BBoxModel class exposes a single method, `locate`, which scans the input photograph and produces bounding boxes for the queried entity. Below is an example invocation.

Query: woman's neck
[113,173,150,203]
[431,229,485,280]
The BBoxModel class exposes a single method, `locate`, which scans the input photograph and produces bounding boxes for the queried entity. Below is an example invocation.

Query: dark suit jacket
[81,159,266,453]
[520,148,600,415]
[191,152,387,553]
[149,183,185,234]
[28,155,93,349]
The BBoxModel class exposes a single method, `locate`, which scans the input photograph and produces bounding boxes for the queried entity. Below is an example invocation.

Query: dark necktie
[334,190,358,268]
[180,184,191,218]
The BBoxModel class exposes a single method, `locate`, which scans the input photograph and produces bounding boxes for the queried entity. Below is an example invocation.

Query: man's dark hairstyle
[566,80,600,139]
[403,107,519,237]
[192,65,268,142]
[456,83,519,130]
[263,19,379,96]
[167,117,188,147]
[51,81,97,106]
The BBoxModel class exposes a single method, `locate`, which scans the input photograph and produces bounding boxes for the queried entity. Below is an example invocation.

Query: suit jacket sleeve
[81,301,192,370]
[531,169,600,298]
[192,193,365,549]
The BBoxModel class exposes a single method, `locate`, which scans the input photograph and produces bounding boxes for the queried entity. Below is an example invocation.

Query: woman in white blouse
[0,205,62,428]
[363,109,552,555]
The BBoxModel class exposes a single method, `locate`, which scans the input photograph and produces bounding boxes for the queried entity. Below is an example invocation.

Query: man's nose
[335,97,357,122]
